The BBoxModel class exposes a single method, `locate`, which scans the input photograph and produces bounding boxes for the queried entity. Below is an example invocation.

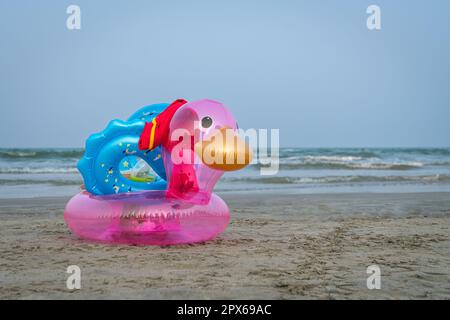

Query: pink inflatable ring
[65,191,230,245]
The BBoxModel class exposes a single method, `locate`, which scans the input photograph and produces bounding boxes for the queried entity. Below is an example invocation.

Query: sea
[1,148,450,198]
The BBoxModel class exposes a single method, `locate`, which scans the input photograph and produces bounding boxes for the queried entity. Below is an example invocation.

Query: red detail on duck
[138,98,199,199]
[138,99,188,151]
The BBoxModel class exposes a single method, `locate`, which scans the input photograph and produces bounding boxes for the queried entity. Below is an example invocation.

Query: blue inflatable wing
[78,103,169,195]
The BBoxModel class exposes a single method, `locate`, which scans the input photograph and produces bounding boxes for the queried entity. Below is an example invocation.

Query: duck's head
[168,99,252,169]
[139,98,252,201]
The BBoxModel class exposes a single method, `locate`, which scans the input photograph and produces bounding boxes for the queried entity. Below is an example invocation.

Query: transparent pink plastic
[64,191,230,245]
[65,99,242,245]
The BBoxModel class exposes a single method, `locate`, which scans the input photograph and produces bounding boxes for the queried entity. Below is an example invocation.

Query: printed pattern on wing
[78,103,169,195]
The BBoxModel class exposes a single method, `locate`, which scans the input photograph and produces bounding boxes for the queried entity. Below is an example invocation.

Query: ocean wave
[388,148,450,156]
[254,161,425,170]
[0,151,38,157]
[429,161,450,166]
[0,167,78,174]
[281,155,365,162]
[344,162,424,170]
[279,148,450,157]
[303,155,364,162]
[278,149,379,158]
[226,174,450,185]
[0,149,84,160]
[0,179,82,186]
[255,149,440,170]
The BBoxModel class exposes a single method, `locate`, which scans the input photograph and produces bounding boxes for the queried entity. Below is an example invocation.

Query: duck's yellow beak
[194,127,252,171]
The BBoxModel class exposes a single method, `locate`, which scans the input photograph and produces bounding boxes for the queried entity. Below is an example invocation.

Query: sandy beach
[0,191,449,299]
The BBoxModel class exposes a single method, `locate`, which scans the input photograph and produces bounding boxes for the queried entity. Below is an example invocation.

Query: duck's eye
[201,116,213,128]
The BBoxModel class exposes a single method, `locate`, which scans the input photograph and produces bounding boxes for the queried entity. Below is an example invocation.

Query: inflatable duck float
[64,99,252,245]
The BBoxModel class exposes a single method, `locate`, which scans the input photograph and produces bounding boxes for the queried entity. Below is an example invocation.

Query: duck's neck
[166,188,212,205]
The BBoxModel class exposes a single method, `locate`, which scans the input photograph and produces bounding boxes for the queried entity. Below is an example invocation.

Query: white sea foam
[303,155,364,162]
[0,167,78,174]
[224,174,450,185]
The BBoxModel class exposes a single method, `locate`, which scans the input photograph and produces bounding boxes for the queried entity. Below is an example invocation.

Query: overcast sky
[0,0,449,148]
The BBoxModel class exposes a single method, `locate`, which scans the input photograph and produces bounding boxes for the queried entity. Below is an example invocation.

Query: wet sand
[0,192,449,299]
